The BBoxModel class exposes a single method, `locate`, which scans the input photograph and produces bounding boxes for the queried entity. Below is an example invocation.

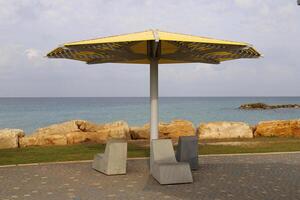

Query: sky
[0,0,299,97]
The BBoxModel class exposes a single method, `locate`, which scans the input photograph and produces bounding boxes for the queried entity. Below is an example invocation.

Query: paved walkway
[1,153,300,200]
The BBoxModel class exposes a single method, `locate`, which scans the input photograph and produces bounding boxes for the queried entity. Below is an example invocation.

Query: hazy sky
[0,0,299,97]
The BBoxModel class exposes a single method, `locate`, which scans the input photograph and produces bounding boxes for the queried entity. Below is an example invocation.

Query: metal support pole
[150,58,159,140]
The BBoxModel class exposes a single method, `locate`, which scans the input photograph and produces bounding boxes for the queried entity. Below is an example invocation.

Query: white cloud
[25,48,39,59]
[25,48,41,63]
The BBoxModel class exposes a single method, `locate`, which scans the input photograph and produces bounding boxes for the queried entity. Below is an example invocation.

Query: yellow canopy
[47,30,260,64]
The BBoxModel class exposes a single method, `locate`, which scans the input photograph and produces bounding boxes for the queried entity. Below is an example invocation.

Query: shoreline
[1,118,300,150]
[1,96,300,134]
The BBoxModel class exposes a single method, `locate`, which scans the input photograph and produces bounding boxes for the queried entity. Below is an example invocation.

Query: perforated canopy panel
[47,30,260,64]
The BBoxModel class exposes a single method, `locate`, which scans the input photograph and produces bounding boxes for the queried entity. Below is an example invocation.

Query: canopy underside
[47,30,261,64]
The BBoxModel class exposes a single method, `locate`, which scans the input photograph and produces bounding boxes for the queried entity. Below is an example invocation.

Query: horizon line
[0,96,300,98]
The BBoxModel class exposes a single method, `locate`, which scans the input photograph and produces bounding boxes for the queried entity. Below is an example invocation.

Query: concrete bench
[150,139,193,184]
[92,139,127,175]
[176,136,199,170]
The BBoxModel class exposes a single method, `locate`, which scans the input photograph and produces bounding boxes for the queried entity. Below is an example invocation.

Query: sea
[0,97,299,135]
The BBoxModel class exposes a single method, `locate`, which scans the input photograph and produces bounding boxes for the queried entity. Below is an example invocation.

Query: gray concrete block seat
[150,139,193,184]
[176,136,199,170]
[92,139,127,175]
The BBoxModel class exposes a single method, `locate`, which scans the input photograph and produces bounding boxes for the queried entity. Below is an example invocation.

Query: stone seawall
[1,119,300,149]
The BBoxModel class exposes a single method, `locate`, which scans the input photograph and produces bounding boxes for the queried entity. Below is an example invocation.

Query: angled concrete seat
[150,139,193,184]
[92,139,127,175]
[176,136,199,170]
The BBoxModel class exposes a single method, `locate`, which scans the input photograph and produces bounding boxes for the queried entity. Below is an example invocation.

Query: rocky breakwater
[129,119,196,140]
[239,103,300,110]
[198,121,253,139]
[254,119,300,137]
[19,120,129,147]
[0,129,25,149]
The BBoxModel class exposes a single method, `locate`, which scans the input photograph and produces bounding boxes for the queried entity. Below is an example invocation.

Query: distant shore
[1,118,300,150]
[239,102,300,110]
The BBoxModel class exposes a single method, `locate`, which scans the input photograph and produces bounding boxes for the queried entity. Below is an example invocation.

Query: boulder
[35,120,83,135]
[19,120,129,147]
[32,134,67,146]
[20,120,81,147]
[129,126,150,140]
[0,129,25,149]
[75,120,130,141]
[198,122,253,139]
[19,136,37,147]
[20,133,69,147]
[129,119,196,140]
[254,119,300,137]
[160,120,196,139]
[66,132,89,144]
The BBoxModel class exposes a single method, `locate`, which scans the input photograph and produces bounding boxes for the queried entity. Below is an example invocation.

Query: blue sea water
[0,97,300,134]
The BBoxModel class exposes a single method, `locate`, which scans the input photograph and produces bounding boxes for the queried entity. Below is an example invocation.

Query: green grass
[0,143,149,165]
[1,137,300,165]
[199,137,300,154]
[200,142,300,154]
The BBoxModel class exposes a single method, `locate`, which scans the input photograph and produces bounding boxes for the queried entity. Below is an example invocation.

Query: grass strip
[1,137,300,165]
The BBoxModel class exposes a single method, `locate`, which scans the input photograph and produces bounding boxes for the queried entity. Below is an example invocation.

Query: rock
[36,120,82,135]
[98,121,130,139]
[239,103,270,109]
[0,129,25,149]
[19,136,37,147]
[129,126,150,140]
[198,122,253,139]
[159,120,196,139]
[19,120,129,147]
[75,120,130,141]
[76,120,100,132]
[129,119,196,140]
[20,133,68,147]
[66,132,89,144]
[20,120,82,147]
[34,134,67,146]
[239,103,300,110]
[254,119,300,137]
